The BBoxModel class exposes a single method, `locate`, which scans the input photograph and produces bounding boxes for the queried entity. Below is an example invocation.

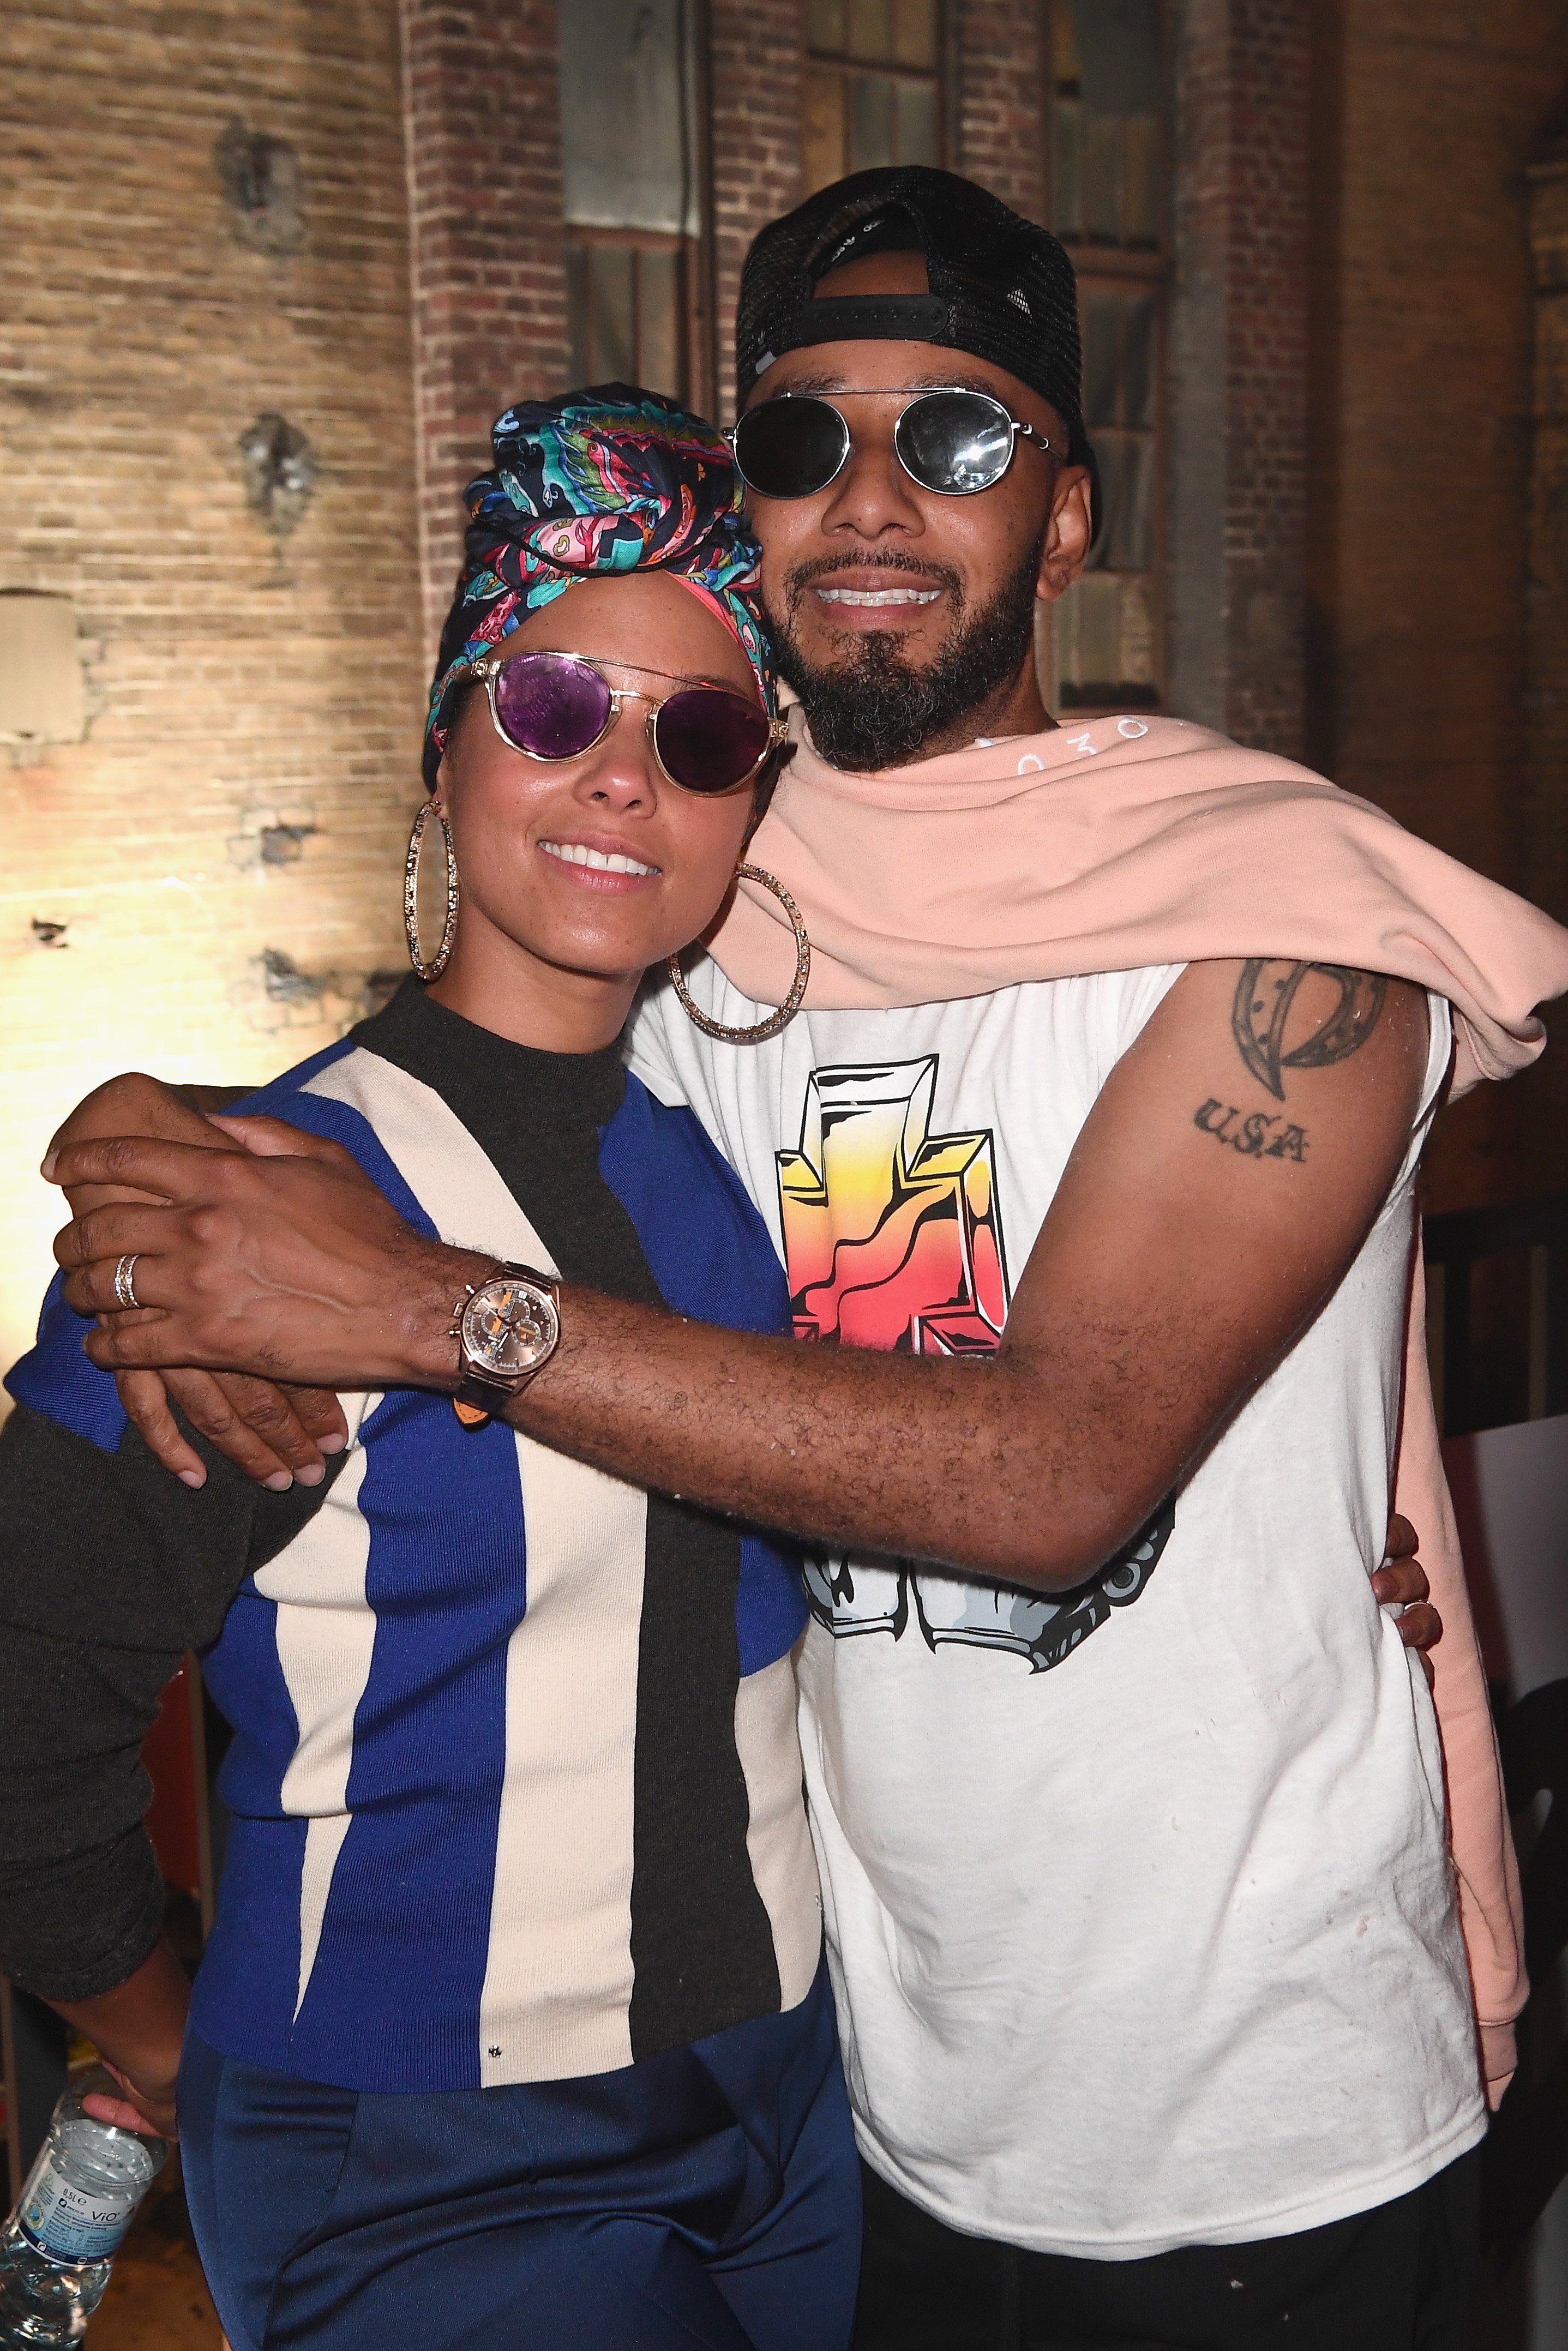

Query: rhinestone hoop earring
[666,863,810,1045]
[404,798,459,981]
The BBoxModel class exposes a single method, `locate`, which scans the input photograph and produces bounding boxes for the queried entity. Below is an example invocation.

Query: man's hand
[1375,1513,1441,1686]
[47,960,1432,1595]
[50,1117,486,1391]
[46,1073,349,1487]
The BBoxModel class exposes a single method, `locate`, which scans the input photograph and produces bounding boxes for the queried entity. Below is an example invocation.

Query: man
[28,170,1568,2344]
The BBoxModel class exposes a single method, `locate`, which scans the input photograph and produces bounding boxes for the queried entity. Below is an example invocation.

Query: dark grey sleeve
[0,1404,336,2002]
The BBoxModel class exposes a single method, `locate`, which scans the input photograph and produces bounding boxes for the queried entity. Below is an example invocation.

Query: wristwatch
[451,1261,562,1428]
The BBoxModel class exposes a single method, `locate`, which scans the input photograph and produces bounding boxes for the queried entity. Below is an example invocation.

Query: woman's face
[435,571,763,991]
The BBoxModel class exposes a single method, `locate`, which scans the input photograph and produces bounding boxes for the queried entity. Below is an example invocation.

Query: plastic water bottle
[0,2074,167,2344]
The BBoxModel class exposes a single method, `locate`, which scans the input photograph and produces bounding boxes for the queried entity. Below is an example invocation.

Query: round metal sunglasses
[464,650,788,795]
[728,386,1053,502]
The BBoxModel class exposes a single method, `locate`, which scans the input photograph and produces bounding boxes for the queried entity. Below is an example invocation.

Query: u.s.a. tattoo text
[1193,1099,1308,1161]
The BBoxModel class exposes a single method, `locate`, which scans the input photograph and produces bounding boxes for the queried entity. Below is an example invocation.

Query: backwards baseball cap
[735,165,1097,526]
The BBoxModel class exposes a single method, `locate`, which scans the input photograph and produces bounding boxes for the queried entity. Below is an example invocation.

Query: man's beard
[766,539,1043,773]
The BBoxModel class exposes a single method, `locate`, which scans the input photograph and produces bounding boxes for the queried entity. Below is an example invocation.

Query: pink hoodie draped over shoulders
[709,712,1568,2099]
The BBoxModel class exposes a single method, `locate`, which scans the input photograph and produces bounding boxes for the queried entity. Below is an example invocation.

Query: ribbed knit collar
[353,976,627,1135]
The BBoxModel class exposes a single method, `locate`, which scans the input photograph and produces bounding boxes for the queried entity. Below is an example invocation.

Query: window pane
[1080,288,1155,431]
[848,0,894,64]
[1117,576,1156,690]
[1055,574,1157,707]
[1090,432,1152,573]
[588,244,636,383]
[894,76,939,166]
[807,0,845,49]
[1124,115,1161,244]
[849,72,896,171]
[1071,0,1161,115]
[1080,290,1123,429]
[892,0,939,69]
[559,0,697,236]
[804,65,847,194]
[1058,574,1122,696]
[1084,112,1123,242]
[1053,98,1083,239]
[1052,2,1164,251]
[1051,0,1082,83]
[566,243,592,384]
[637,248,682,399]
[1120,291,1155,429]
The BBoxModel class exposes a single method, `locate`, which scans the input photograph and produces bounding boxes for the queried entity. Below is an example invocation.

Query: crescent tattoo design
[1231,961,1388,1101]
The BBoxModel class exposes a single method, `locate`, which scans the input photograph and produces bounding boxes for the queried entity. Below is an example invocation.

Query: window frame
[1037,0,1172,721]
[799,1,956,199]
[559,0,717,417]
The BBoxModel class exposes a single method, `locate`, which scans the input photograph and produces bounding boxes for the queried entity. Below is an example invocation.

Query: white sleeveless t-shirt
[628,959,1485,2259]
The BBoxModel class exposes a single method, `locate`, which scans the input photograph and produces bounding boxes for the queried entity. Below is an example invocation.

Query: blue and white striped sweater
[4,987,818,2091]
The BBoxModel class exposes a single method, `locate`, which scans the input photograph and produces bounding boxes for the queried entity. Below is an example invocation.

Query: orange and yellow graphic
[777,1057,1010,1353]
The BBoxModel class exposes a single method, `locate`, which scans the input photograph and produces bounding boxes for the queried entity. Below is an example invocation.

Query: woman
[0,391,858,2350]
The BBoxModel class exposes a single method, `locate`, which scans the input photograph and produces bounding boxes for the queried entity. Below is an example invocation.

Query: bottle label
[16,2155,136,2265]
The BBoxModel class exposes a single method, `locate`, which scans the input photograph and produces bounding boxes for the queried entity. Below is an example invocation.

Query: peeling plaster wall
[0,0,423,1378]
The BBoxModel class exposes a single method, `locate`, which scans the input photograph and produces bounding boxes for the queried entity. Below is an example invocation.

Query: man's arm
[50,960,1430,1592]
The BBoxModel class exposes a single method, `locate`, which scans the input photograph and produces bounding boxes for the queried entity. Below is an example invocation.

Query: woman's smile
[537,833,664,887]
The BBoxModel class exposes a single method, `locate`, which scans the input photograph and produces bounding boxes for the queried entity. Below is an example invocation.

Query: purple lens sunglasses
[462,650,789,796]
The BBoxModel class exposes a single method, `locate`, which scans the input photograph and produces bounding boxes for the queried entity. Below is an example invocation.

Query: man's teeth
[540,840,659,877]
[815,586,941,607]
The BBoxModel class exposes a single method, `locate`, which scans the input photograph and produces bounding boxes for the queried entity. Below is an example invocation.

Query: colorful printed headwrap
[424,384,776,785]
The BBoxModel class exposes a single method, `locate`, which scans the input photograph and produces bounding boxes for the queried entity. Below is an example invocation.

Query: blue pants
[178,1961,859,2350]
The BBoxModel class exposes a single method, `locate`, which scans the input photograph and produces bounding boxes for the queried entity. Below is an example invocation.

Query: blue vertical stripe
[284,1392,527,2089]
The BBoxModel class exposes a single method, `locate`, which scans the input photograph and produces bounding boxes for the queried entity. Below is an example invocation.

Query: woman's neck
[425,928,639,1054]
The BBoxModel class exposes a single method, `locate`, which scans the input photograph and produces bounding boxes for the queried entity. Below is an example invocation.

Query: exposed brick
[0,0,423,1375]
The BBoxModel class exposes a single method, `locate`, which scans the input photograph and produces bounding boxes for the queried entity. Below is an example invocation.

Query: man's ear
[1036,469,1094,604]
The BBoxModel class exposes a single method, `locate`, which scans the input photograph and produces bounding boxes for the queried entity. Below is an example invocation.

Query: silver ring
[113,1254,141,1311]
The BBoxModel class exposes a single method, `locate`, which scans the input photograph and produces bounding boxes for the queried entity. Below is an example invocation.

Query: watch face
[461,1276,560,1379]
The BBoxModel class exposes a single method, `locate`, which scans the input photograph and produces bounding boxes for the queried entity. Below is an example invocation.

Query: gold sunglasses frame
[464,649,789,795]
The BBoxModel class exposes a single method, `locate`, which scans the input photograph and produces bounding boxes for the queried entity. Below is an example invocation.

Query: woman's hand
[49,1118,487,1391]
[1373,1512,1441,1686]
[80,2058,182,2143]
[51,1939,189,2142]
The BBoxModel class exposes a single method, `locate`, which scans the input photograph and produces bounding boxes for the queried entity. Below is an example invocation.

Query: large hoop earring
[405,799,459,981]
[666,863,810,1045]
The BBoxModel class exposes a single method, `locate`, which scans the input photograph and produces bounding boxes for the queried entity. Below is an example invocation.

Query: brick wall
[1167,0,1312,760]
[401,0,567,638]
[954,0,1046,221]
[1527,125,1568,936]
[1304,0,1568,1208]
[708,0,804,421]
[0,0,423,1376]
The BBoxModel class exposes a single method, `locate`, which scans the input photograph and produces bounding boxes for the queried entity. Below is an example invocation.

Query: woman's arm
[54,1941,189,2140]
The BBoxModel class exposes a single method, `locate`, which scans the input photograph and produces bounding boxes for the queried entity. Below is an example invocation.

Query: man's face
[742,251,1092,766]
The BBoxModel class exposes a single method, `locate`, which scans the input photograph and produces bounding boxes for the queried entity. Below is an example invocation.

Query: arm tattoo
[1231,961,1387,1101]
[1194,1100,1308,1161]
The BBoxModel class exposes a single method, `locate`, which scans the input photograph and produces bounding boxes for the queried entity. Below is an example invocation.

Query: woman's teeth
[814,586,941,607]
[540,840,659,876]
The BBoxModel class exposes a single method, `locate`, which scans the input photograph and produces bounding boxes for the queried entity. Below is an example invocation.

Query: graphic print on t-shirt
[776,1055,1172,1673]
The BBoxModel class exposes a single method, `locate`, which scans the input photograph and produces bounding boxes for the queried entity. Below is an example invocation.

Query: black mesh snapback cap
[735,166,1095,492]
